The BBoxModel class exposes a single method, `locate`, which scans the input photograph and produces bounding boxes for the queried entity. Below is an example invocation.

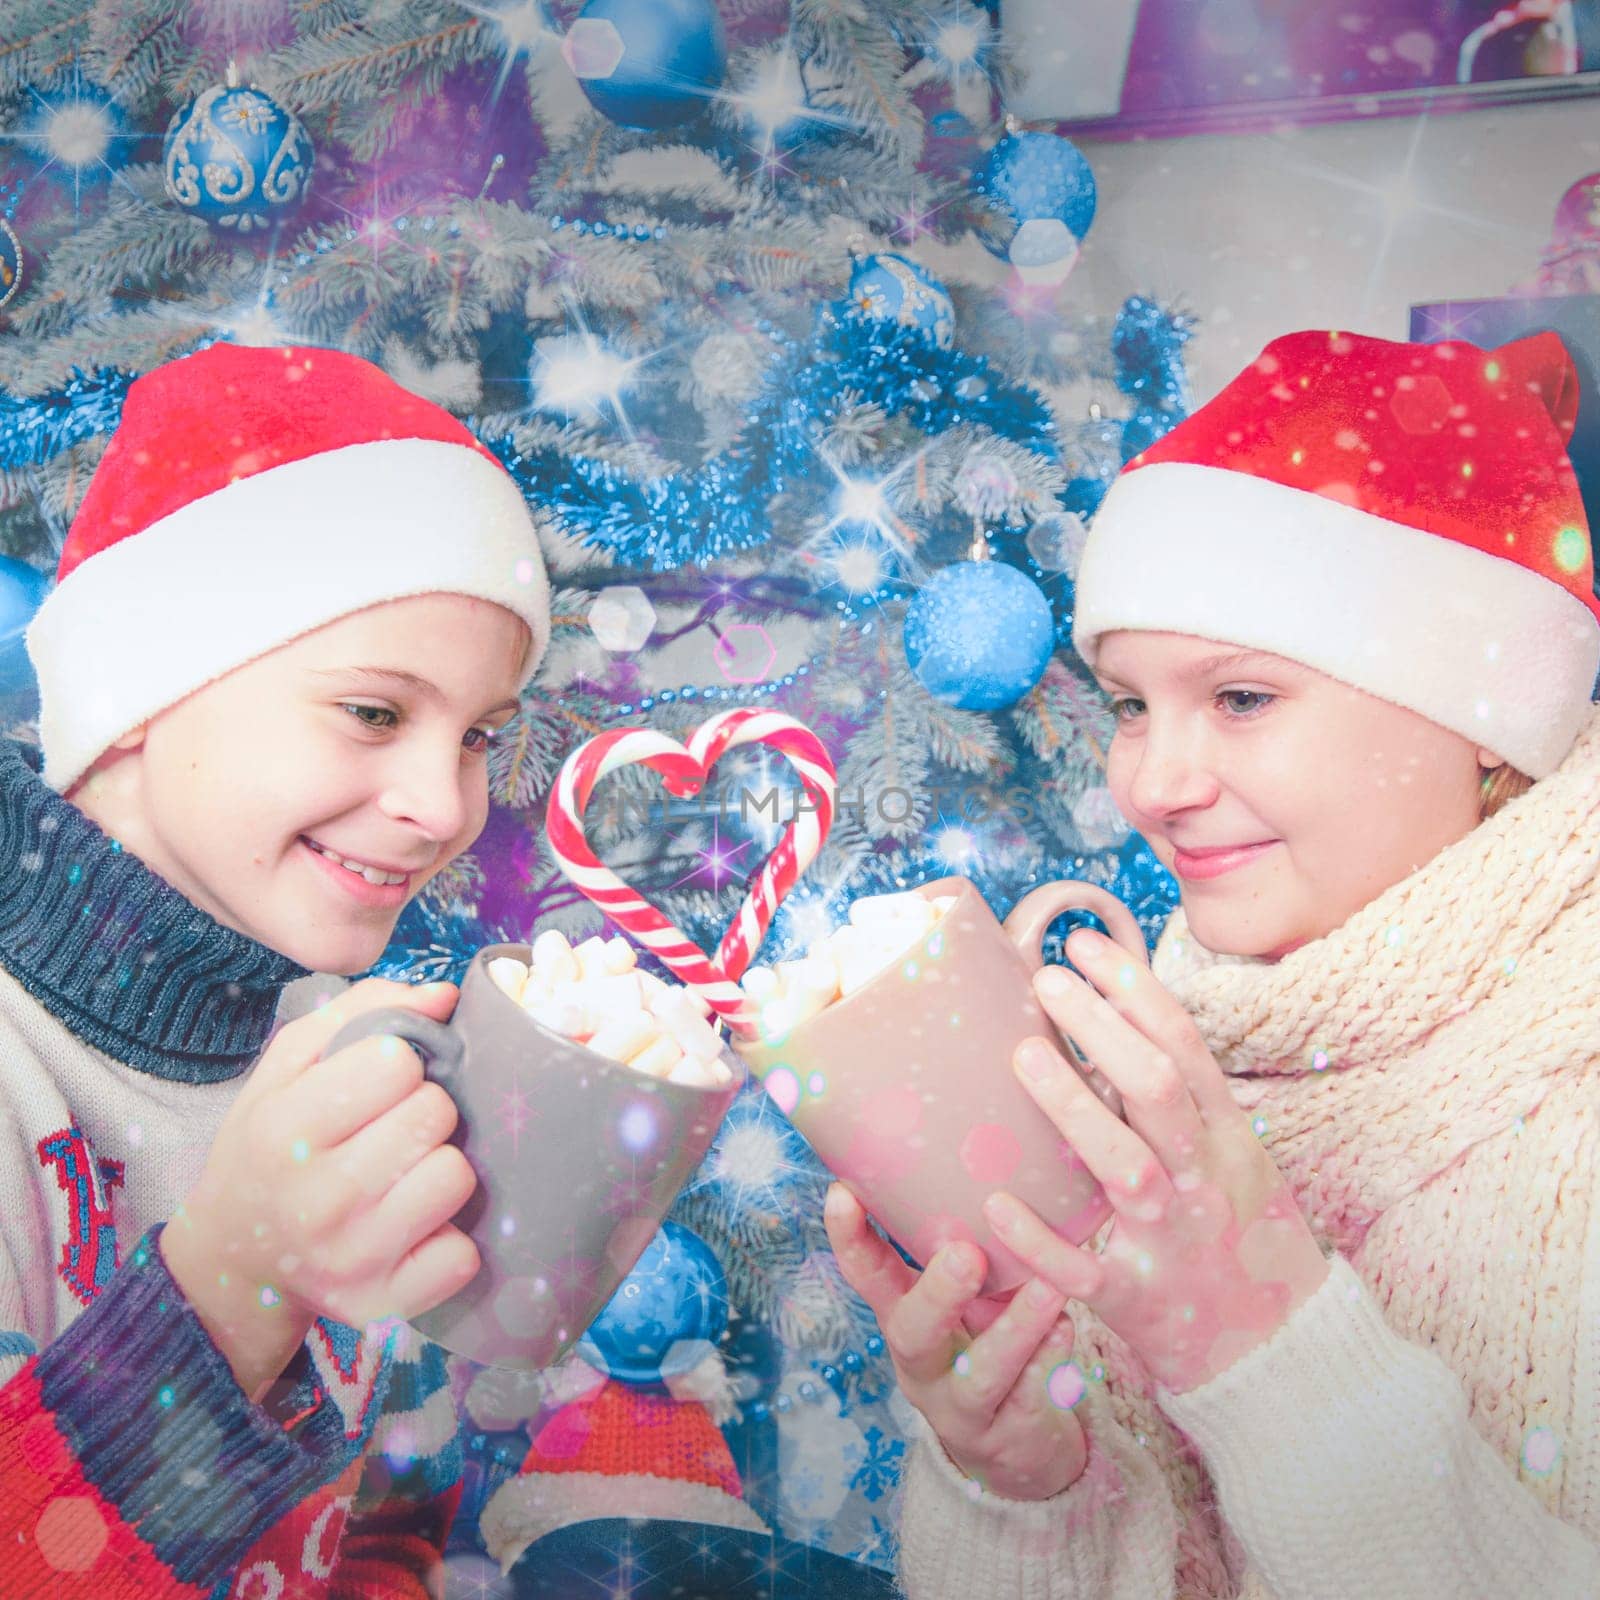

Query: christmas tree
[0,0,1192,1568]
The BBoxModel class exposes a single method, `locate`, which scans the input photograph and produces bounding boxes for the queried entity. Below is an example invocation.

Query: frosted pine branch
[1011,659,1113,767]
[261,3,496,111]
[0,2,92,98]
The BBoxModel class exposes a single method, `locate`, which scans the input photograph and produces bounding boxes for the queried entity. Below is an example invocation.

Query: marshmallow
[668,1055,731,1089]
[649,986,725,1061]
[572,973,645,1016]
[777,951,838,1004]
[758,989,827,1038]
[524,995,589,1039]
[640,970,713,1017]
[488,957,529,1003]
[627,1035,684,1079]
[601,937,637,974]
[532,929,581,986]
[741,965,780,1002]
[588,1009,658,1062]
[573,937,613,981]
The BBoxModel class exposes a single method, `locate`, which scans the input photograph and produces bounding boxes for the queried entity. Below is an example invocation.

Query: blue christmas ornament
[162,68,314,233]
[0,556,47,697]
[578,1219,729,1387]
[565,0,726,130]
[0,219,20,311]
[904,560,1055,711]
[971,131,1097,278]
[846,253,955,349]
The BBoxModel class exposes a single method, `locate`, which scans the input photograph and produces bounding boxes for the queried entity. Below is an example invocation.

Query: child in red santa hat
[827,328,1600,1598]
[0,339,549,1597]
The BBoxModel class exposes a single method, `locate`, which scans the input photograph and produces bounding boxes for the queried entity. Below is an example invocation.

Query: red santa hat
[478,1376,767,1571]
[1072,329,1600,780]
[25,341,551,795]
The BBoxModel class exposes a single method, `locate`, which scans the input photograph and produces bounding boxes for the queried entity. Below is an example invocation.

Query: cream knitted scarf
[1080,704,1600,1594]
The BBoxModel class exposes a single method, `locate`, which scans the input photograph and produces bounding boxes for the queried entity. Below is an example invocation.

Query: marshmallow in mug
[487,930,734,1090]
[740,889,960,1032]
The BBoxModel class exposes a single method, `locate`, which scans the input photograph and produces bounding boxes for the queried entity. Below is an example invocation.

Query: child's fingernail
[1036,967,1073,1000]
[984,1193,1020,1231]
[936,1248,978,1286]
[1016,1041,1055,1082]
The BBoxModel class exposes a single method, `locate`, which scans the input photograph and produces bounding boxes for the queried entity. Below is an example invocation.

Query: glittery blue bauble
[0,220,21,310]
[904,561,1055,711]
[578,1220,729,1387]
[568,0,726,130]
[162,79,314,233]
[0,556,47,696]
[846,253,955,349]
[970,131,1097,268]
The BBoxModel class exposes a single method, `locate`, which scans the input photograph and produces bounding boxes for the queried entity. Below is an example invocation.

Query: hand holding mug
[984,928,1329,1392]
[824,1184,1087,1501]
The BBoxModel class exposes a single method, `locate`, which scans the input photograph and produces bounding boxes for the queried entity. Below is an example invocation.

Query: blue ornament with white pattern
[904,559,1055,711]
[970,130,1096,274]
[578,1220,729,1388]
[565,0,726,130]
[0,219,21,311]
[846,253,955,349]
[162,70,314,233]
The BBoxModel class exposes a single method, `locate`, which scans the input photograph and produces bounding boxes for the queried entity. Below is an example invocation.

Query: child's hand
[162,979,480,1400]
[983,929,1329,1393]
[824,1183,1087,1502]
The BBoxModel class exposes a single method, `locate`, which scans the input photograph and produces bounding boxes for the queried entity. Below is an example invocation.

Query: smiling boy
[0,341,550,1596]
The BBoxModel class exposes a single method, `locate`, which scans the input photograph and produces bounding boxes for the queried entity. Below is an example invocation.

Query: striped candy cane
[688,709,836,982]
[544,712,837,1032]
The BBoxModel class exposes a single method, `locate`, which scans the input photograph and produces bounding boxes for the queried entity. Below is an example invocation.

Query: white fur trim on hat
[1072,462,1600,780]
[27,438,550,794]
[480,1471,770,1575]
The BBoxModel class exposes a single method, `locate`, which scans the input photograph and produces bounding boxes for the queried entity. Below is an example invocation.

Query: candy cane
[688,709,837,982]
[545,729,752,1029]
[544,711,838,1030]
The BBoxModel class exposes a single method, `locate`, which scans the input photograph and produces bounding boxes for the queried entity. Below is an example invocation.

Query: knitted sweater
[897,704,1600,1600]
[0,739,462,1598]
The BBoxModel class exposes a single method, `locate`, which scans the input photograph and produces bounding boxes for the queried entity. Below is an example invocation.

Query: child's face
[71,593,529,975]
[1095,631,1496,960]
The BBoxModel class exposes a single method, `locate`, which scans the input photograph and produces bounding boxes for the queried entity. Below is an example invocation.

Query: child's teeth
[311,840,405,885]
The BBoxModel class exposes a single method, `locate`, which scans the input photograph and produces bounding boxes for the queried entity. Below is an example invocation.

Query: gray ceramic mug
[328,942,743,1369]
[736,876,1147,1295]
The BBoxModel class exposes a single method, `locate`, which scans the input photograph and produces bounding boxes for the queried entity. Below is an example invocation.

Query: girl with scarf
[828,328,1600,1599]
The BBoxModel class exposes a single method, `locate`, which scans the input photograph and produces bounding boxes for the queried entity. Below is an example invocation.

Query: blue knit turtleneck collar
[0,739,307,1082]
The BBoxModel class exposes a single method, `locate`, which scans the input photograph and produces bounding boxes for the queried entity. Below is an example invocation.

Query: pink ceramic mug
[736,875,1148,1295]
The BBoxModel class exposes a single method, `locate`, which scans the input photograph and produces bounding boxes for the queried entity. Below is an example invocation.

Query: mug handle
[1002,880,1146,1115]
[1002,880,1149,969]
[325,1008,465,1088]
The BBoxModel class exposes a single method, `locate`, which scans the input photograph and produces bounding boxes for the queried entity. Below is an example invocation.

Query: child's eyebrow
[310,666,520,719]
[1096,650,1283,692]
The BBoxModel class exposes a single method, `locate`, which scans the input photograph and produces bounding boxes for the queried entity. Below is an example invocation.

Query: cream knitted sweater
[897,704,1600,1600]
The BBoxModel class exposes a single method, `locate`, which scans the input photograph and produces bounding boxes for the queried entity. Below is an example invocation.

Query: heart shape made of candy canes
[545,709,837,1031]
